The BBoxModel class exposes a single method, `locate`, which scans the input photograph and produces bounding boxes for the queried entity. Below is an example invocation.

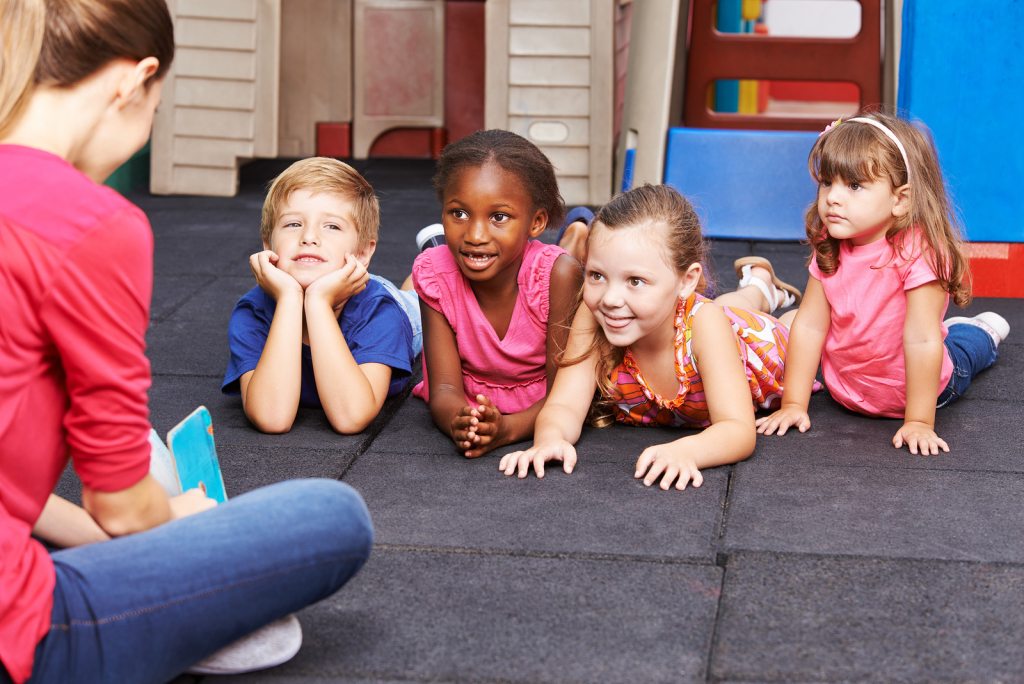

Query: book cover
[161,406,229,503]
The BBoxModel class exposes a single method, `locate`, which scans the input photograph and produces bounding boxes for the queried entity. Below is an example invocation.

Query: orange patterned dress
[609,293,791,428]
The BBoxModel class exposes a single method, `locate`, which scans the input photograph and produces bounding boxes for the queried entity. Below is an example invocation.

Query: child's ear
[528,209,549,238]
[892,184,911,217]
[680,262,703,295]
[355,239,377,266]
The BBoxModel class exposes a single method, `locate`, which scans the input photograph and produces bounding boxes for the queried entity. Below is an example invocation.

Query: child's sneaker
[416,223,446,251]
[944,312,1010,347]
[187,614,302,675]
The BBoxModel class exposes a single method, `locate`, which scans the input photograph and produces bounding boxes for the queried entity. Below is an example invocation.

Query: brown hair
[433,129,566,230]
[563,184,708,425]
[261,157,380,250]
[0,0,173,135]
[807,110,970,307]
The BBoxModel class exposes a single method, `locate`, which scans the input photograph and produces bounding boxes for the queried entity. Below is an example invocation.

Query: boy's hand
[250,250,302,301]
[634,444,704,491]
[462,394,503,458]
[306,254,369,311]
[893,421,949,455]
[755,405,811,435]
[499,439,577,479]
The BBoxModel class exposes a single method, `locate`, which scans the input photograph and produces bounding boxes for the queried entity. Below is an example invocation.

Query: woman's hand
[499,439,577,479]
[169,488,218,520]
[634,444,704,491]
[755,405,811,435]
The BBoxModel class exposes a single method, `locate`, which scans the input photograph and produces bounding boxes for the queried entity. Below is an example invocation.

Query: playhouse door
[151,0,281,196]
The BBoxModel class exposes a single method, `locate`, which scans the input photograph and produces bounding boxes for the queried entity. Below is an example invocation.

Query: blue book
[150,406,228,503]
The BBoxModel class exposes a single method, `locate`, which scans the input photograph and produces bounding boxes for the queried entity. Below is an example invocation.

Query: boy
[223,158,421,434]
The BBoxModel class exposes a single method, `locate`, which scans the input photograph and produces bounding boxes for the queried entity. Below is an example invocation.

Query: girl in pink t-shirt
[757,112,1009,455]
[412,130,584,457]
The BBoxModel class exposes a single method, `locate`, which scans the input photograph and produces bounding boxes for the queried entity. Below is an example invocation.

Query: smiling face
[583,221,700,353]
[440,160,547,287]
[265,189,375,289]
[817,176,908,246]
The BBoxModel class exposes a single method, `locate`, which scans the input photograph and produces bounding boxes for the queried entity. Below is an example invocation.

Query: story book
[149,405,228,503]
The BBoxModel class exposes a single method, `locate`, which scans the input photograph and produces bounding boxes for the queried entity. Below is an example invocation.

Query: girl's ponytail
[0,0,45,136]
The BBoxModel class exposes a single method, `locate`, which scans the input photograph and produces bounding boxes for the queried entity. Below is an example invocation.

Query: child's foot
[944,312,1010,347]
[733,256,802,314]
[416,223,446,252]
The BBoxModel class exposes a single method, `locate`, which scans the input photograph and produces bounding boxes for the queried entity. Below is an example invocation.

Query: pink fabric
[0,145,153,682]
[809,233,954,418]
[412,240,565,413]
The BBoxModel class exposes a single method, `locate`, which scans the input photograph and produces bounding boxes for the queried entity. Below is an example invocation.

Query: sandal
[733,256,802,314]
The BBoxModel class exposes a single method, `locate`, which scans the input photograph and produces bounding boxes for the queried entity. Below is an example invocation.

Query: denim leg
[25,479,372,684]
[936,324,999,408]
[371,274,423,357]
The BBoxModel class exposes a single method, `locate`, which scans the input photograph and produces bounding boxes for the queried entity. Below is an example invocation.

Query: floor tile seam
[335,390,414,480]
[716,546,1024,570]
[150,275,218,324]
[739,459,1024,476]
[373,542,719,568]
[150,371,223,380]
[702,560,729,684]
[245,665,579,684]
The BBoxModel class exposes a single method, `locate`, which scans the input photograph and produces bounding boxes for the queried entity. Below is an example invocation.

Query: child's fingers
[634,450,655,478]
[531,451,547,479]
[562,448,576,474]
[642,458,667,487]
[660,466,680,491]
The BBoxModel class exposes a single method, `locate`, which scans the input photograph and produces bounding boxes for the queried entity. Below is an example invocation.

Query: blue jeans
[7,479,372,684]
[936,323,999,408]
[371,275,423,357]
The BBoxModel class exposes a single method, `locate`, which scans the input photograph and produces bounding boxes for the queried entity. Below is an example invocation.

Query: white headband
[823,116,912,183]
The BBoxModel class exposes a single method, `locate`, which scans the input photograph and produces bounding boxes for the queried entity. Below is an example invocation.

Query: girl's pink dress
[412,240,565,413]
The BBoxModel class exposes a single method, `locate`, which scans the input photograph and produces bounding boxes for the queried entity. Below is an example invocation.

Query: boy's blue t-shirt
[222,278,414,405]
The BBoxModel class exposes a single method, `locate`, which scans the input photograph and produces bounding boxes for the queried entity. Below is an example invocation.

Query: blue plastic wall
[664,127,818,240]
[898,1,1023,242]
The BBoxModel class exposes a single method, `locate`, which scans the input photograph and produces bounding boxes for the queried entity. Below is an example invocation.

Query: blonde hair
[0,0,174,136]
[261,157,380,250]
[807,110,971,307]
[0,0,44,136]
[562,184,708,426]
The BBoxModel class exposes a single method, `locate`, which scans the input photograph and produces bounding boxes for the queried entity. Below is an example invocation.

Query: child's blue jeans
[4,479,372,684]
[936,323,999,408]
[371,275,423,357]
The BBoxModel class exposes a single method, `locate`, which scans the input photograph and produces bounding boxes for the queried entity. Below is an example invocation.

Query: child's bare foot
[557,220,589,262]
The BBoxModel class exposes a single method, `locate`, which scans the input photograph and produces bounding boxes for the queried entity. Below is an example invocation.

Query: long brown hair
[0,0,173,135]
[807,110,970,307]
[562,184,708,425]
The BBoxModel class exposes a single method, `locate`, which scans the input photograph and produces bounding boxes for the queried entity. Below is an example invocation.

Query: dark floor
[80,159,1024,682]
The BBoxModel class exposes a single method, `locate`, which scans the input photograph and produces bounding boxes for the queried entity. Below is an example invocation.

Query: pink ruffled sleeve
[521,243,566,327]
[412,247,445,313]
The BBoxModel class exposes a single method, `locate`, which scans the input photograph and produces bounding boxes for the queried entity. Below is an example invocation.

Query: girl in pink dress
[756,112,1008,454]
[412,130,584,457]
[499,184,804,491]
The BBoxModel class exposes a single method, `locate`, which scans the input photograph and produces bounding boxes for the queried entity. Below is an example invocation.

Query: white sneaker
[944,311,1010,346]
[416,223,446,252]
[187,614,302,675]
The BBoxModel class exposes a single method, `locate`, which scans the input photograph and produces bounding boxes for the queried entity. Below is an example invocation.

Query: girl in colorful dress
[756,112,1008,455]
[499,184,802,490]
[412,130,584,457]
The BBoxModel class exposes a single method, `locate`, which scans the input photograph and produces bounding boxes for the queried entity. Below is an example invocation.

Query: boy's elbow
[245,408,295,434]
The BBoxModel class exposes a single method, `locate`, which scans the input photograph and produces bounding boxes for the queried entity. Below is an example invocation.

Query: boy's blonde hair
[261,157,380,250]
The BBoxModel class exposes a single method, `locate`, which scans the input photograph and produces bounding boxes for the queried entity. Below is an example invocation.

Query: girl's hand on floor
[634,446,704,491]
[499,440,577,479]
[755,405,811,435]
[893,421,949,455]
[463,395,503,458]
